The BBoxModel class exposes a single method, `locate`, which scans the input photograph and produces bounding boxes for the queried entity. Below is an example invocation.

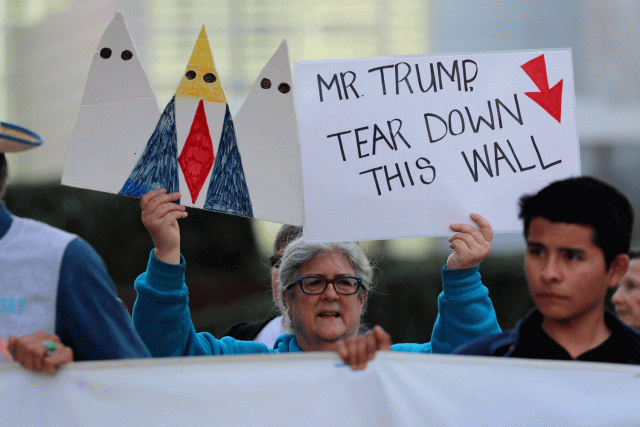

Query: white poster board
[294,49,580,242]
[235,40,304,226]
[64,23,300,225]
[62,12,160,194]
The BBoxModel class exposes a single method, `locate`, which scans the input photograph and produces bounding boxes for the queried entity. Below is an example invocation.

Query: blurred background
[1,0,639,343]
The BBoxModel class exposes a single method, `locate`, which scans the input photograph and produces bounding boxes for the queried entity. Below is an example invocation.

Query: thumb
[43,347,74,374]
[6,335,17,355]
[336,339,348,361]
[373,326,391,351]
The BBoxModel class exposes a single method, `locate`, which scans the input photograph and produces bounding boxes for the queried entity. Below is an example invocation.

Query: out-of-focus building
[1,0,639,256]
[429,0,640,252]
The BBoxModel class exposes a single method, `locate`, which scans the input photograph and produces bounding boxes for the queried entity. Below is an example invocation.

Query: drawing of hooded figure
[63,12,160,194]
[121,27,252,218]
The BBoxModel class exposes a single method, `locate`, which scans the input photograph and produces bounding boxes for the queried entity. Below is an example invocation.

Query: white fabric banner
[2,352,639,426]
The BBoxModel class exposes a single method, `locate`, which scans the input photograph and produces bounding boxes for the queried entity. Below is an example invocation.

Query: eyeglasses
[290,275,363,295]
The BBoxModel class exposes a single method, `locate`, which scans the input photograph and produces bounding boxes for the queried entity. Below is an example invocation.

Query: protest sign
[235,40,304,226]
[64,17,303,225]
[294,49,580,242]
[62,12,160,195]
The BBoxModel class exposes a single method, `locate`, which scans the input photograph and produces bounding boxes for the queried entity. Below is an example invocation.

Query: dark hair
[519,176,633,269]
[0,154,8,199]
[270,225,303,267]
[629,247,640,260]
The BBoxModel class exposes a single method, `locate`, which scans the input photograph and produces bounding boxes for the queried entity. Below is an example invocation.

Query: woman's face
[284,251,366,352]
[612,259,640,330]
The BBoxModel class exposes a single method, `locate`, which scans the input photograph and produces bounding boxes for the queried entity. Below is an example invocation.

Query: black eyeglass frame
[288,275,363,295]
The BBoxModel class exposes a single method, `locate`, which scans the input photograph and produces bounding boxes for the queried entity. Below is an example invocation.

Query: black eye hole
[100,48,112,59]
[121,50,133,60]
[185,70,196,80]
[261,78,272,89]
[278,83,291,94]
[203,73,216,83]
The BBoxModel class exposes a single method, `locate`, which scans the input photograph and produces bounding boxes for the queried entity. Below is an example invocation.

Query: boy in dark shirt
[456,177,640,364]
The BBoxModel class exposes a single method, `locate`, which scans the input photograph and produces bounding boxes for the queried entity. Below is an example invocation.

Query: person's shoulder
[10,215,76,246]
[626,329,640,364]
[62,237,105,267]
[223,317,275,341]
[454,330,515,356]
[624,325,640,355]
[609,312,640,361]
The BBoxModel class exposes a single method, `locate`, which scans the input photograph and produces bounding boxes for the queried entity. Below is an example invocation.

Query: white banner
[2,352,639,426]
[293,49,580,242]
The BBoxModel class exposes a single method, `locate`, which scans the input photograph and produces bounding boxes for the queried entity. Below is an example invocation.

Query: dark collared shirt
[456,309,640,365]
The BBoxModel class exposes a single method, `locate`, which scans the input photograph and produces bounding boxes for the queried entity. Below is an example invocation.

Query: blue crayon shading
[120,97,179,198]
[204,104,253,217]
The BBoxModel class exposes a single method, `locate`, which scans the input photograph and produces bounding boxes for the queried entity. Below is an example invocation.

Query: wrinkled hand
[141,189,187,265]
[6,330,73,374]
[336,326,391,371]
[447,212,493,270]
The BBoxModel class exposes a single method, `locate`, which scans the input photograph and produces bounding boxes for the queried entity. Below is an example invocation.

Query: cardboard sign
[62,12,160,194]
[116,26,255,218]
[235,40,304,226]
[293,49,580,242]
[64,19,302,225]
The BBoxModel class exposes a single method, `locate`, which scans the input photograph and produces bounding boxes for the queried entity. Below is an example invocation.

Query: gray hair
[275,236,374,334]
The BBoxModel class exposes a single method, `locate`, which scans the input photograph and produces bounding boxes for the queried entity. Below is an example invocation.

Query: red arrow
[521,54,563,123]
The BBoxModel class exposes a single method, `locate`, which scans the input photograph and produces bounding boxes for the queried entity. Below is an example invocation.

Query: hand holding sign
[336,325,392,371]
[7,331,73,374]
[446,213,493,270]
[140,189,188,265]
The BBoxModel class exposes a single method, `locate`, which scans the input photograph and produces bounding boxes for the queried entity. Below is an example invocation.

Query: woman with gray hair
[275,239,374,346]
[132,189,501,369]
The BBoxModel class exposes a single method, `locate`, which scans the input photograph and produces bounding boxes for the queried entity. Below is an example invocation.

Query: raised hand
[141,189,188,265]
[447,212,493,270]
[336,326,391,370]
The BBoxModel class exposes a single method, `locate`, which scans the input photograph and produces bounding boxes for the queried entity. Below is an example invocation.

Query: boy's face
[525,217,624,325]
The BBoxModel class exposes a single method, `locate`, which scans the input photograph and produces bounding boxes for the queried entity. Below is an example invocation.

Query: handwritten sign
[293,49,580,242]
[64,19,300,225]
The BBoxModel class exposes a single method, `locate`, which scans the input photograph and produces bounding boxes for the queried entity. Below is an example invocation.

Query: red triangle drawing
[521,54,563,123]
[179,100,214,203]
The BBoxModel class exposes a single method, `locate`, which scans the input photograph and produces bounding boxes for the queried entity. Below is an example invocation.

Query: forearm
[132,251,231,357]
[57,238,150,361]
[430,265,501,354]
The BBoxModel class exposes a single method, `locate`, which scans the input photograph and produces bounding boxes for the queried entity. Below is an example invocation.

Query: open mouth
[318,312,340,317]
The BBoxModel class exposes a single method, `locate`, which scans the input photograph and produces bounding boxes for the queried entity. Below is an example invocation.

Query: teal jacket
[132,251,500,356]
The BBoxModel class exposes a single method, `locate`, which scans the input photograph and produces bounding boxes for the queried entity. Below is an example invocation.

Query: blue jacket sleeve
[391,266,501,354]
[56,238,151,361]
[132,251,271,357]
[428,265,501,354]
